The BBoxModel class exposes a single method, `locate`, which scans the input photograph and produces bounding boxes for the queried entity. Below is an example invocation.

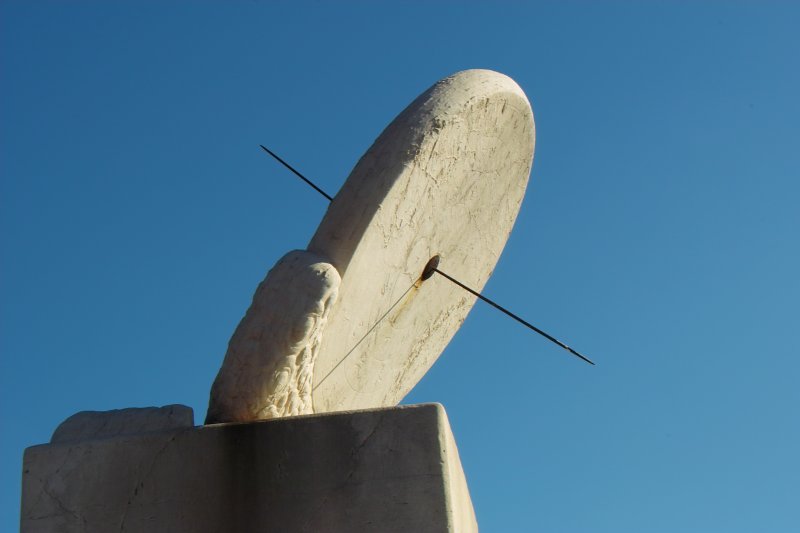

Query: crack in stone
[117,432,183,532]
[40,483,86,527]
[300,414,386,531]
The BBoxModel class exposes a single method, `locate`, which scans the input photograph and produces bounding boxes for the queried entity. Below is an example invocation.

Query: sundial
[207,69,538,423]
[22,68,595,533]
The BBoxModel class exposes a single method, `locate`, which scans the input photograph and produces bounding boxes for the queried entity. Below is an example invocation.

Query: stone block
[21,403,477,532]
[51,404,194,443]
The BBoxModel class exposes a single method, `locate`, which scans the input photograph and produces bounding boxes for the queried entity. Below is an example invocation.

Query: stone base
[21,403,477,532]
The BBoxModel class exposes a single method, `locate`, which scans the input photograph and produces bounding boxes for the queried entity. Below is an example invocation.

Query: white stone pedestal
[21,403,477,532]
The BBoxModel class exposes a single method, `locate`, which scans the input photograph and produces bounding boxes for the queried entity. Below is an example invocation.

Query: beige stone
[309,69,535,412]
[51,404,193,443]
[206,250,340,423]
[206,69,534,422]
[22,404,477,533]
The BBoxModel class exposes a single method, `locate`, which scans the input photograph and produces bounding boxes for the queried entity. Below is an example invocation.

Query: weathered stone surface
[206,250,340,423]
[205,69,533,423]
[308,69,535,412]
[50,404,193,443]
[22,403,477,533]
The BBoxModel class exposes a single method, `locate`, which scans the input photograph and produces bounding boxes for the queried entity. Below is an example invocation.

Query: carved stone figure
[206,251,339,423]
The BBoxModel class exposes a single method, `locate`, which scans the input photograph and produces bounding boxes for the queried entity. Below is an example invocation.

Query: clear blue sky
[2,2,798,531]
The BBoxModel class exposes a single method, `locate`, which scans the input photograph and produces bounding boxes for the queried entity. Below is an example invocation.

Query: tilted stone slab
[206,69,535,422]
[309,69,535,413]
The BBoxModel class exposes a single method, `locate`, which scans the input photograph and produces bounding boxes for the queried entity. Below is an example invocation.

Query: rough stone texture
[22,403,477,533]
[308,69,535,412]
[206,250,340,423]
[204,69,533,423]
[50,404,193,443]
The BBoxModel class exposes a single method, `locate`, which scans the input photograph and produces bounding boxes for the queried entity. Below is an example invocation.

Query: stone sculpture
[22,69,530,533]
[206,251,340,423]
[206,69,535,423]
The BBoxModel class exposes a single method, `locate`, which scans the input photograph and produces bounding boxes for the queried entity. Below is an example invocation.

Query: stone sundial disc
[308,69,535,413]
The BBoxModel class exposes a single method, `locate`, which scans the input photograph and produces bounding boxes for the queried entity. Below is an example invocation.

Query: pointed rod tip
[568,348,595,366]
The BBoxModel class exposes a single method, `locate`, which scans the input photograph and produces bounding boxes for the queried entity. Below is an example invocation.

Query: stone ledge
[21,403,477,533]
[50,404,194,443]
